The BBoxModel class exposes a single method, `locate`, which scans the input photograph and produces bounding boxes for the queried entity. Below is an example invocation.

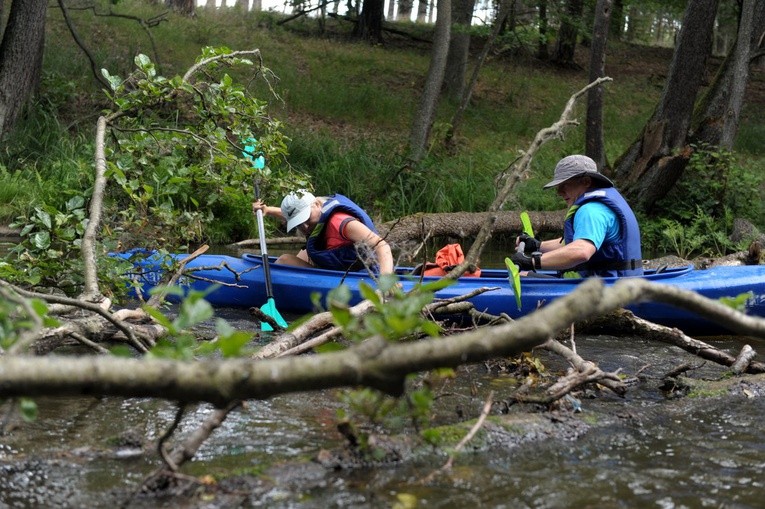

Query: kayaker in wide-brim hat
[511,154,643,278]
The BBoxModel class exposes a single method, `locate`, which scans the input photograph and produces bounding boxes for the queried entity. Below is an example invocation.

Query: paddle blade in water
[260,297,288,332]
[504,257,522,311]
[520,211,534,238]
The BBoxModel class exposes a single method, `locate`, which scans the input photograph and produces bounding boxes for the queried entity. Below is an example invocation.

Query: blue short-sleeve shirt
[572,201,620,250]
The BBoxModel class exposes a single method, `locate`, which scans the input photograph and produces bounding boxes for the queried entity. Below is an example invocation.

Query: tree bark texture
[398,0,413,21]
[446,1,509,144]
[0,0,46,137]
[442,0,476,99]
[585,0,611,171]
[692,0,761,149]
[165,0,195,15]
[613,0,719,213]
[417,0,429,22]
[355,0,385,42]
[553,0,584,67]
[408,0,451,162]
[379,209,566,244]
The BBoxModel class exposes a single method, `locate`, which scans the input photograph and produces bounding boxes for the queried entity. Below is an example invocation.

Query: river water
[3,316,765,508]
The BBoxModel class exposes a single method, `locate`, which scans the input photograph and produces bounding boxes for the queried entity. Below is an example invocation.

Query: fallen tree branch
[5,278,765,405]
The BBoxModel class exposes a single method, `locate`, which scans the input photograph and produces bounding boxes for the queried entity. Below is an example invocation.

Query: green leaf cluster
[142,287,254,360]
[101,48,303,247]
[6,197,89,290]
[326,275,447,342]
[643,144,761,257]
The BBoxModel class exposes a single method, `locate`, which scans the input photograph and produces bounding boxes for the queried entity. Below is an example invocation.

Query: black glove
[510,251,542,271]
[517,233,542,255]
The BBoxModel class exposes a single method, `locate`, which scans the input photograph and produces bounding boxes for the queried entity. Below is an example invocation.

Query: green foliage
[336,383,435,434]
[18,398,39,422]
[642,144,763,257]
[323,276,454,443]
[641,207,745,259]
[100,48,302,247]
[326,275,446,342]
[6,197,89,290]
[145,287,254,359]
[0,100,95,224]
[0,287,59,353]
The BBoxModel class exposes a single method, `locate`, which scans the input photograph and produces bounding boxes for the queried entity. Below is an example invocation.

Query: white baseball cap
[280,191,315,232]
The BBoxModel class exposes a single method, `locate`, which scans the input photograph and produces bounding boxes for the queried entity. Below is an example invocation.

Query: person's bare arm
[343,220,394,275]
[540,237,564,253]
[537,239,596,270]
[252,200,283,220]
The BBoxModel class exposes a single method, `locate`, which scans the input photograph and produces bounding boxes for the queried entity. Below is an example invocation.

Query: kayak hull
[117,251,765,335]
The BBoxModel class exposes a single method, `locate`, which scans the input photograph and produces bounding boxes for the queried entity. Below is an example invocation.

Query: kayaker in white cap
[510,154,643,277]
[253,190,394,275]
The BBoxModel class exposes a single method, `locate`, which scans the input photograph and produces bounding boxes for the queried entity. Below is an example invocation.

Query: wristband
[532,251,542,270]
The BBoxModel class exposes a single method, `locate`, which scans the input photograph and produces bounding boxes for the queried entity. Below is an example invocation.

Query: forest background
[1,0,764,266]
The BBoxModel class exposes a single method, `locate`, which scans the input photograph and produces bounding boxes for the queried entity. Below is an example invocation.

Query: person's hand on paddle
[510,250,542,271]
[516,233,541,255]
[252,200,282,219]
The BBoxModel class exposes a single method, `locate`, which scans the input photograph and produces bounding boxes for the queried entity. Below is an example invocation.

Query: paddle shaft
[254,178,276,300]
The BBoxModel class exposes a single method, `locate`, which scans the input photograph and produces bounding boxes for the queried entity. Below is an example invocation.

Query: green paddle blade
[504,257,522,311]
[520,211,534,238]
[260,297,288,332]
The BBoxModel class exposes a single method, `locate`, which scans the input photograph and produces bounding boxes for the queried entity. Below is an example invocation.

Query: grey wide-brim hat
[543,155,614,189]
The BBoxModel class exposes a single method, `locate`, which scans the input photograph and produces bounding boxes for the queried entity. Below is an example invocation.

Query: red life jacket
[422,243,481,277]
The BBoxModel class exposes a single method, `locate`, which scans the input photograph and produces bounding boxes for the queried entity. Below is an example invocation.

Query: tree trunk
[354,0,385,42]
[387,0,395,19]
[0,0,46,138]
[537,0,549,60]
[408,0,451,162]
[398,0,413,21]
[416,0,429,23]
[692,0,760,149]
[446,1,510,145]
[612,0,719,213]
[165,0,195,15]
[378,209,566,244]
[442,0,476,99]
[585,0,612,171]
[609,0,623,39]
[552,0,584,67]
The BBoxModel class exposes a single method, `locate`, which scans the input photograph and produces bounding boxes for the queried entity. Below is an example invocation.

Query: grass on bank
[1,4,764,254]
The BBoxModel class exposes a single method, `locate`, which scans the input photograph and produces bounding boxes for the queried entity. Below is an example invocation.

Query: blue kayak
[116,251,765,335]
